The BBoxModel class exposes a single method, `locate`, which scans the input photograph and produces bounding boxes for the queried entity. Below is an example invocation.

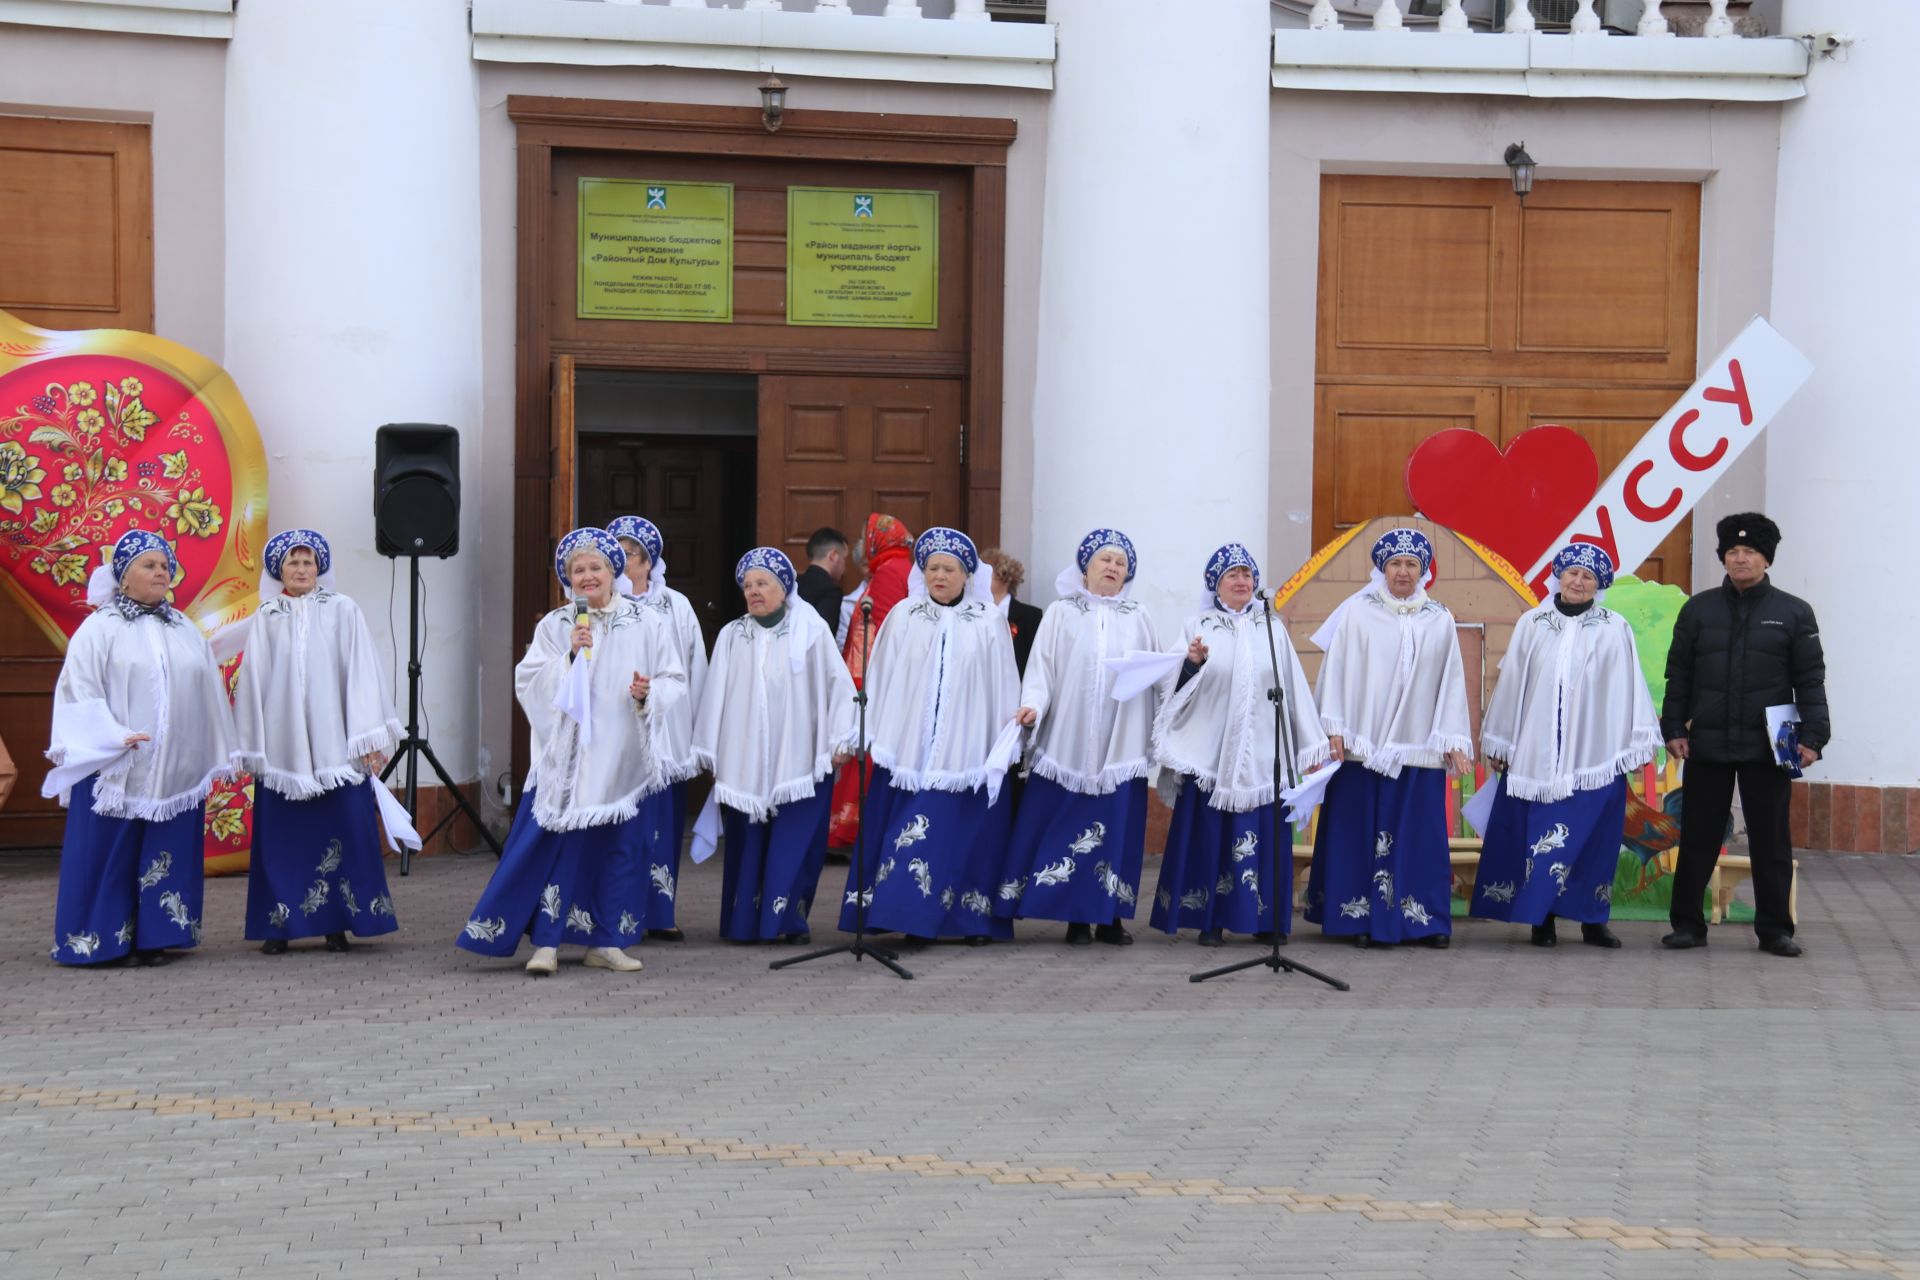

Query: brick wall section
[1790,781,1920,854]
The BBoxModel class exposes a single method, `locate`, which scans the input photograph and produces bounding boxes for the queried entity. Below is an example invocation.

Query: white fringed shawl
[46,607,236,820]
[516,599,675,833]
[231,590,402,799]
[1020,592,1160,795]
[625,583,710,784]
[1154,604,1331,812]
[866,596,1020,793]
[692,606,857,822]
[1481,599,1660,802]
[1313,586,1473,778]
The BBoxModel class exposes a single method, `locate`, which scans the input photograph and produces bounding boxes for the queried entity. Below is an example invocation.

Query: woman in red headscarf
[828,512,913,849]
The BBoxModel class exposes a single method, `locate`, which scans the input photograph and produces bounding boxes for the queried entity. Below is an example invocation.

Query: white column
[1027,0,1271,632]
[224,0,485,782]
[1768,0,1919,789]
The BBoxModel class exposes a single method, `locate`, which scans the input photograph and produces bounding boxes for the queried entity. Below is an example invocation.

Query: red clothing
[830,512,912,847]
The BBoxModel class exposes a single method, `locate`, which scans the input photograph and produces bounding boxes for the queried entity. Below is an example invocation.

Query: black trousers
[1670,759,1796,941]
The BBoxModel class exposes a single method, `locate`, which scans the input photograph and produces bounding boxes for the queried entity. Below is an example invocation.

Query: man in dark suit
[984,548,1045,677]
[796,526,848,635]
[1661,513,1828,958]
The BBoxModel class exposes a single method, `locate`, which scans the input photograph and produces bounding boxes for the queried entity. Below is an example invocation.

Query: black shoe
[1661,930,1708,950]
[1581,923,1622,949]
[898,934,933,950]
[782,932,812,946]
[261,939,289,956]
[823,848,852,865]
[1252,931,1288,947]
[324,932,351,953]
[1759,935,1803,958]
[1351,932,1372,949]
[646,928,685,943]
[1065,923,1093,946]
[1421,934,1450,950]
[964,935,991,948]
[133,949,171,967]
[1093,922,1134,946]
[1196,928,1225,948]
[1530,920,1558,948]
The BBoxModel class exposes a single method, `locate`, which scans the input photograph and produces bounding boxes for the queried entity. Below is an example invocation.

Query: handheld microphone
[572,595,591,661]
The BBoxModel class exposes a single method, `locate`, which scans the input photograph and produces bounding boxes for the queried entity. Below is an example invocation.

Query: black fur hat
[1716,512,1781,563]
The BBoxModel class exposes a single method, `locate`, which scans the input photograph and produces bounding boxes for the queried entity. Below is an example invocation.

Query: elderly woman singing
[45,530,236,967]
[607,514,709,943]
[838,528,1020,947]
[457,528,682,976]
[1304,528,1472,949]
[1471,545,1659,948]
[694,548,856,944]
[1150,543,1330,947]
[995,528,1160,946]
[232,529,402,954]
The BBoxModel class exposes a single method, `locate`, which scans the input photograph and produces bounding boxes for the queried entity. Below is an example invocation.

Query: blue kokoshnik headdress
[606,515,664,564]
[1371,527,1434,572]
[1204,542,1260,594]
[1075,527,1138,582]
[914,527,979,574]
[1551,542,1616,591]
[735,546,796,595]
[554,527,625,589]
[263,528,331,580]
[111,528,178,583]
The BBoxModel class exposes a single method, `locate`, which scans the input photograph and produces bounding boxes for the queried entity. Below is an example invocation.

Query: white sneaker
[525,946,559,976]
[583,946,643,973]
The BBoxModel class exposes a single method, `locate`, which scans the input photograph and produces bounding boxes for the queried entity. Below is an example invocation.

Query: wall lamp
[759,76,788,133]
[1504,142,1536,202]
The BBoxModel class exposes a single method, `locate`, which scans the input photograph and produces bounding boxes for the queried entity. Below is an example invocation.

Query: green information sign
[786,186,939,329]
[577,178,733,322]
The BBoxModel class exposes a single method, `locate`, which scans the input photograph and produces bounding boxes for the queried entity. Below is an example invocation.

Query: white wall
[1768,0,1920,787]
[224,0,486,783]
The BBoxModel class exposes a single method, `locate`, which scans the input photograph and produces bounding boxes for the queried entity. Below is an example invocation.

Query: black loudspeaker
[375,424,460,558]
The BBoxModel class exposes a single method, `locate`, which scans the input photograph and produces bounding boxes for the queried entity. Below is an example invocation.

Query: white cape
[231,589,402,799]
[865,595,1021,794]
[1020,592,1160,795]
[1313,586,1473,778]
[45,607,236,820]
[1480,599,1661,802]
[692,606,857,822]
[624,582,710,784]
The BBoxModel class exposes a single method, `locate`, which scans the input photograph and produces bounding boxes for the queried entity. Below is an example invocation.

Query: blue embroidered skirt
[1149,775,1291,937]
[836,766,1014,940]
[1471,774,1626,926]
[455,789,651,956]
[993,773,1149,925]
[51,774,206,966]
[718,777,833,942]
[1304,764,1451,942]
[642,779,691,930]
[246,782,399,941]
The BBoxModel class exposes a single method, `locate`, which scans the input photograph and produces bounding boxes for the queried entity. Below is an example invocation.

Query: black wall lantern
[1504,142,1536,202]
[759,76,788,133]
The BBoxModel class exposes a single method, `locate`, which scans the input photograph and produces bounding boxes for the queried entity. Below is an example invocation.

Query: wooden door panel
[1313,383,1500,550]
[0,116,153,332]
[1331,199,1498,352]
[1501,386,1692,588]
[1517,206,1677,354]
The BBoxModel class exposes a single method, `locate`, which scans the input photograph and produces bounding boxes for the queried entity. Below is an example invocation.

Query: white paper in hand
[370,778,423,852]
[1279,762,1341,827]
[1461,777,1499,838]
[690,789,722,864]
[553,652,594,748]
[1104,650,1183,702]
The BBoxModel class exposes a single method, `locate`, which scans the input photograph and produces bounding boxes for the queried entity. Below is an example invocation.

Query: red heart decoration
[1404,426,1599,578]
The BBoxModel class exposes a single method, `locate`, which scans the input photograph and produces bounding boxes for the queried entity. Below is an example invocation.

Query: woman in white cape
[232,528,402,954]
[45,529,236,967]
[1303,527,1472,948]
[1150,543,1330,946]
[457,527,680,976]
[1471,544,1659,948]
[994,528,1160,946]
[693,547,856,944]
[837,527,1020,945]
[608,514,709,943]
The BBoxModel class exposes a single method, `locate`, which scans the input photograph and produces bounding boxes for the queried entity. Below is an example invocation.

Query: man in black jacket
[796,526,848,636]
[1661,513,1828,957]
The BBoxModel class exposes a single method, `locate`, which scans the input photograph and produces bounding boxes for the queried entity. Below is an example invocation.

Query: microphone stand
[1190,588,1348,990]
[772,596,913,979]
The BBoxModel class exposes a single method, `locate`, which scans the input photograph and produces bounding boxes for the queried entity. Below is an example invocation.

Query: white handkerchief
[1104,650,1183,702]
[554,653,594,747]
[370,778,423,852]
[1461,776,1499,838]
[42,698,133,799]
[690,789,722,864]
[1279,762,1342,827]
[983,718,1024,806]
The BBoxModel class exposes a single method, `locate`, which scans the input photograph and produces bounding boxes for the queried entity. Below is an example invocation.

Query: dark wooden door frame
[509,97,1015,780]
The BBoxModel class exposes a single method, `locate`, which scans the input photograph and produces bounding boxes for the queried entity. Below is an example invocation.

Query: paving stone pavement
[2,845,1918,1280]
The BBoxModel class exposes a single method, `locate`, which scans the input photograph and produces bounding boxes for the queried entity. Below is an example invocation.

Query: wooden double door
[1314,174,1703,587]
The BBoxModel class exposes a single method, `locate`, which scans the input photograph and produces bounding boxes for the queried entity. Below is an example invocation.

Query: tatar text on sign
[786,187,939,330]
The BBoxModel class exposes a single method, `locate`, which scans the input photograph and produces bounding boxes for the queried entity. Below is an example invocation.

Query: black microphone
[861,597,873,615]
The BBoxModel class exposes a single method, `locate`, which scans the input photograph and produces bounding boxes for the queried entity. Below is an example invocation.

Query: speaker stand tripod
[380,554,502,874]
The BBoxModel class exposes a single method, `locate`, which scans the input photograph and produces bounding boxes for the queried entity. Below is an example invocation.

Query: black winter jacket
[1660,575,1829,763]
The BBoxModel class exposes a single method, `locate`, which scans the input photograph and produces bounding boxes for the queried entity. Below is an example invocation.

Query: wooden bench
[1290,838,1482,905]
[1710,854,1799,925]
